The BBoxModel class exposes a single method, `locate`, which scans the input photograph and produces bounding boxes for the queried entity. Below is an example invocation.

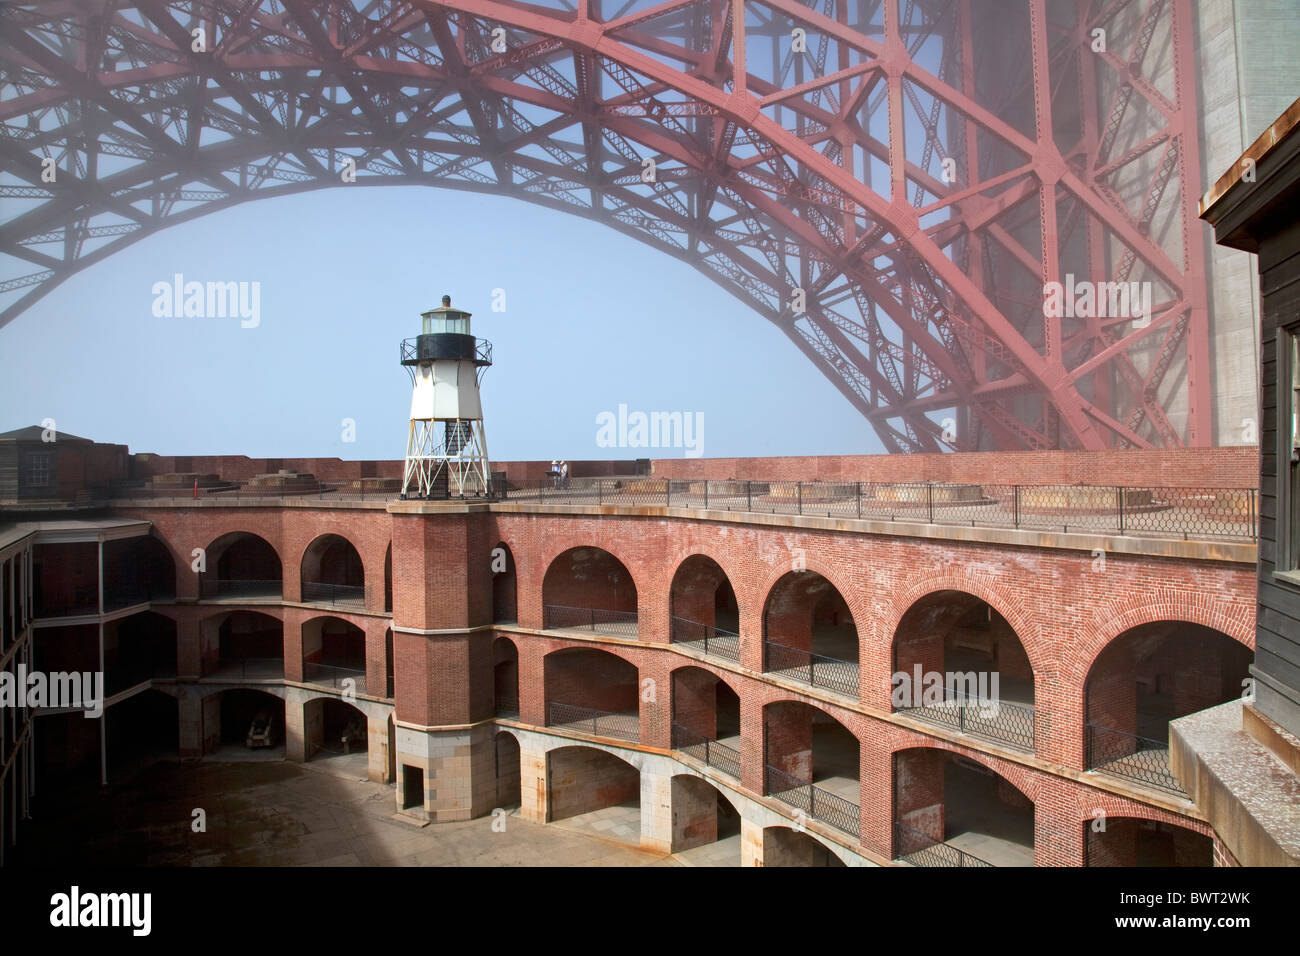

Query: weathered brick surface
[651,447,1258,488]
[125,447,1257,489]
[89,460,1256,862]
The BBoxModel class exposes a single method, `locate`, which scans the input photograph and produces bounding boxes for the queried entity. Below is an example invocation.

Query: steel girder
[0,0,1211,451]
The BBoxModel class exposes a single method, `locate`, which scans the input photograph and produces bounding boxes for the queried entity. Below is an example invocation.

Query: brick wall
[129,454,639,484]
[544,647,639,715]
[541,547,638,615]
[107,490,1254,864]
[651,446,1258,488]
[33,543,97,612]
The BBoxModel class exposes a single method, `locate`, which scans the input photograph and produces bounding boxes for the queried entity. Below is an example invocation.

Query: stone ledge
[1169,698,1300,866]
[102,497,1256,562]
[1243,703,1300,775]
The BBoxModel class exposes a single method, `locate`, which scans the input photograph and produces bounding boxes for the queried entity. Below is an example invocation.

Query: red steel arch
[0,0,1210,451]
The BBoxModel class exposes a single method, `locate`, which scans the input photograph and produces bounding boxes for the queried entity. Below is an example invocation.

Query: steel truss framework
[403,416,492,496]
[0,0,1211,451]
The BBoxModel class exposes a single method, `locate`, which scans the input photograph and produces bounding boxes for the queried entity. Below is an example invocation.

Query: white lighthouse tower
[399,295,494,499]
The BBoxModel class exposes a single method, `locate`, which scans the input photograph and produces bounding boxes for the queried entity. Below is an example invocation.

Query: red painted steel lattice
[0,0,1211,451]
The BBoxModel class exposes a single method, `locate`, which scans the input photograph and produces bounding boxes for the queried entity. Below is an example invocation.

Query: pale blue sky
[0,185,887,462]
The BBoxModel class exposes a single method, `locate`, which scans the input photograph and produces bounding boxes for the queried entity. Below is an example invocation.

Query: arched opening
[891,591,1036,752]
[762,701,860,838]
[104,689,180,780]
[893,748,1034,867]
[209,689,285,758]
[669,774,742,865]
[102,534,175,609]
[491,542,518,624]
[1085,817,1213,866]
[494,637,519,717]
[301,616,367,694]
[36,623,98,676]
[670,666,741,778]
[763,571,858,696]
[32,541,98,617]
[1085,621,1252,792]
[546,746,640,846]
[203,532,281,600]
[104,611,177,695]
[304,697,369,774]
[300,534,365,608]
[32,631,101,786]
[542,547,638,637]
[384,627,394,699]
[544,648,639,742]
[495,731,521,808]
[384,543,392,613]
[669,555,740,662]
[762,825,847,867]
[200,611,283,679]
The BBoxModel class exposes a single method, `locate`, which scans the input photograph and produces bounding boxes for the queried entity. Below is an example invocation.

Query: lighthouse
[399,295,494,498]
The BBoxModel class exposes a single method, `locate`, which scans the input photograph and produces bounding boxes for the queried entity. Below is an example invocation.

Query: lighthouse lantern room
[399,294,494,498]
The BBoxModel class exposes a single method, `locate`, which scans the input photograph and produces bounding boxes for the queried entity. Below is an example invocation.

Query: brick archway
[1077,589,1255,685]
[888,570,1046,677]
[887,741,1040,804]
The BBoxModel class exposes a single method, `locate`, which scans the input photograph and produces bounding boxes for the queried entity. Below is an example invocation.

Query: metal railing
[202,578,282,600]
[548,701,639,742]
[401,335,493,368]
[672,723,742,779]
[302,661,366,695]
[1086,723,1185,794]
[205,657,284,680]
[764,764,860,838]
[105,661,178,696]
[100,475,1257,541]
[500,478,1257,541]
[301,581,366,607]
[35,585,174,617]
[763,641,859,696]
[495,695,519,718]
[103,585,169,611]
[33,588,99,618]
[894,821,994,867]
[670,616,741,663]
[543,604,639,637]
[898,689,1036,752]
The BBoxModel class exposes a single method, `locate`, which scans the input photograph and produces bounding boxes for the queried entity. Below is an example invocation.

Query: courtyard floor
[14,757,686,867]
